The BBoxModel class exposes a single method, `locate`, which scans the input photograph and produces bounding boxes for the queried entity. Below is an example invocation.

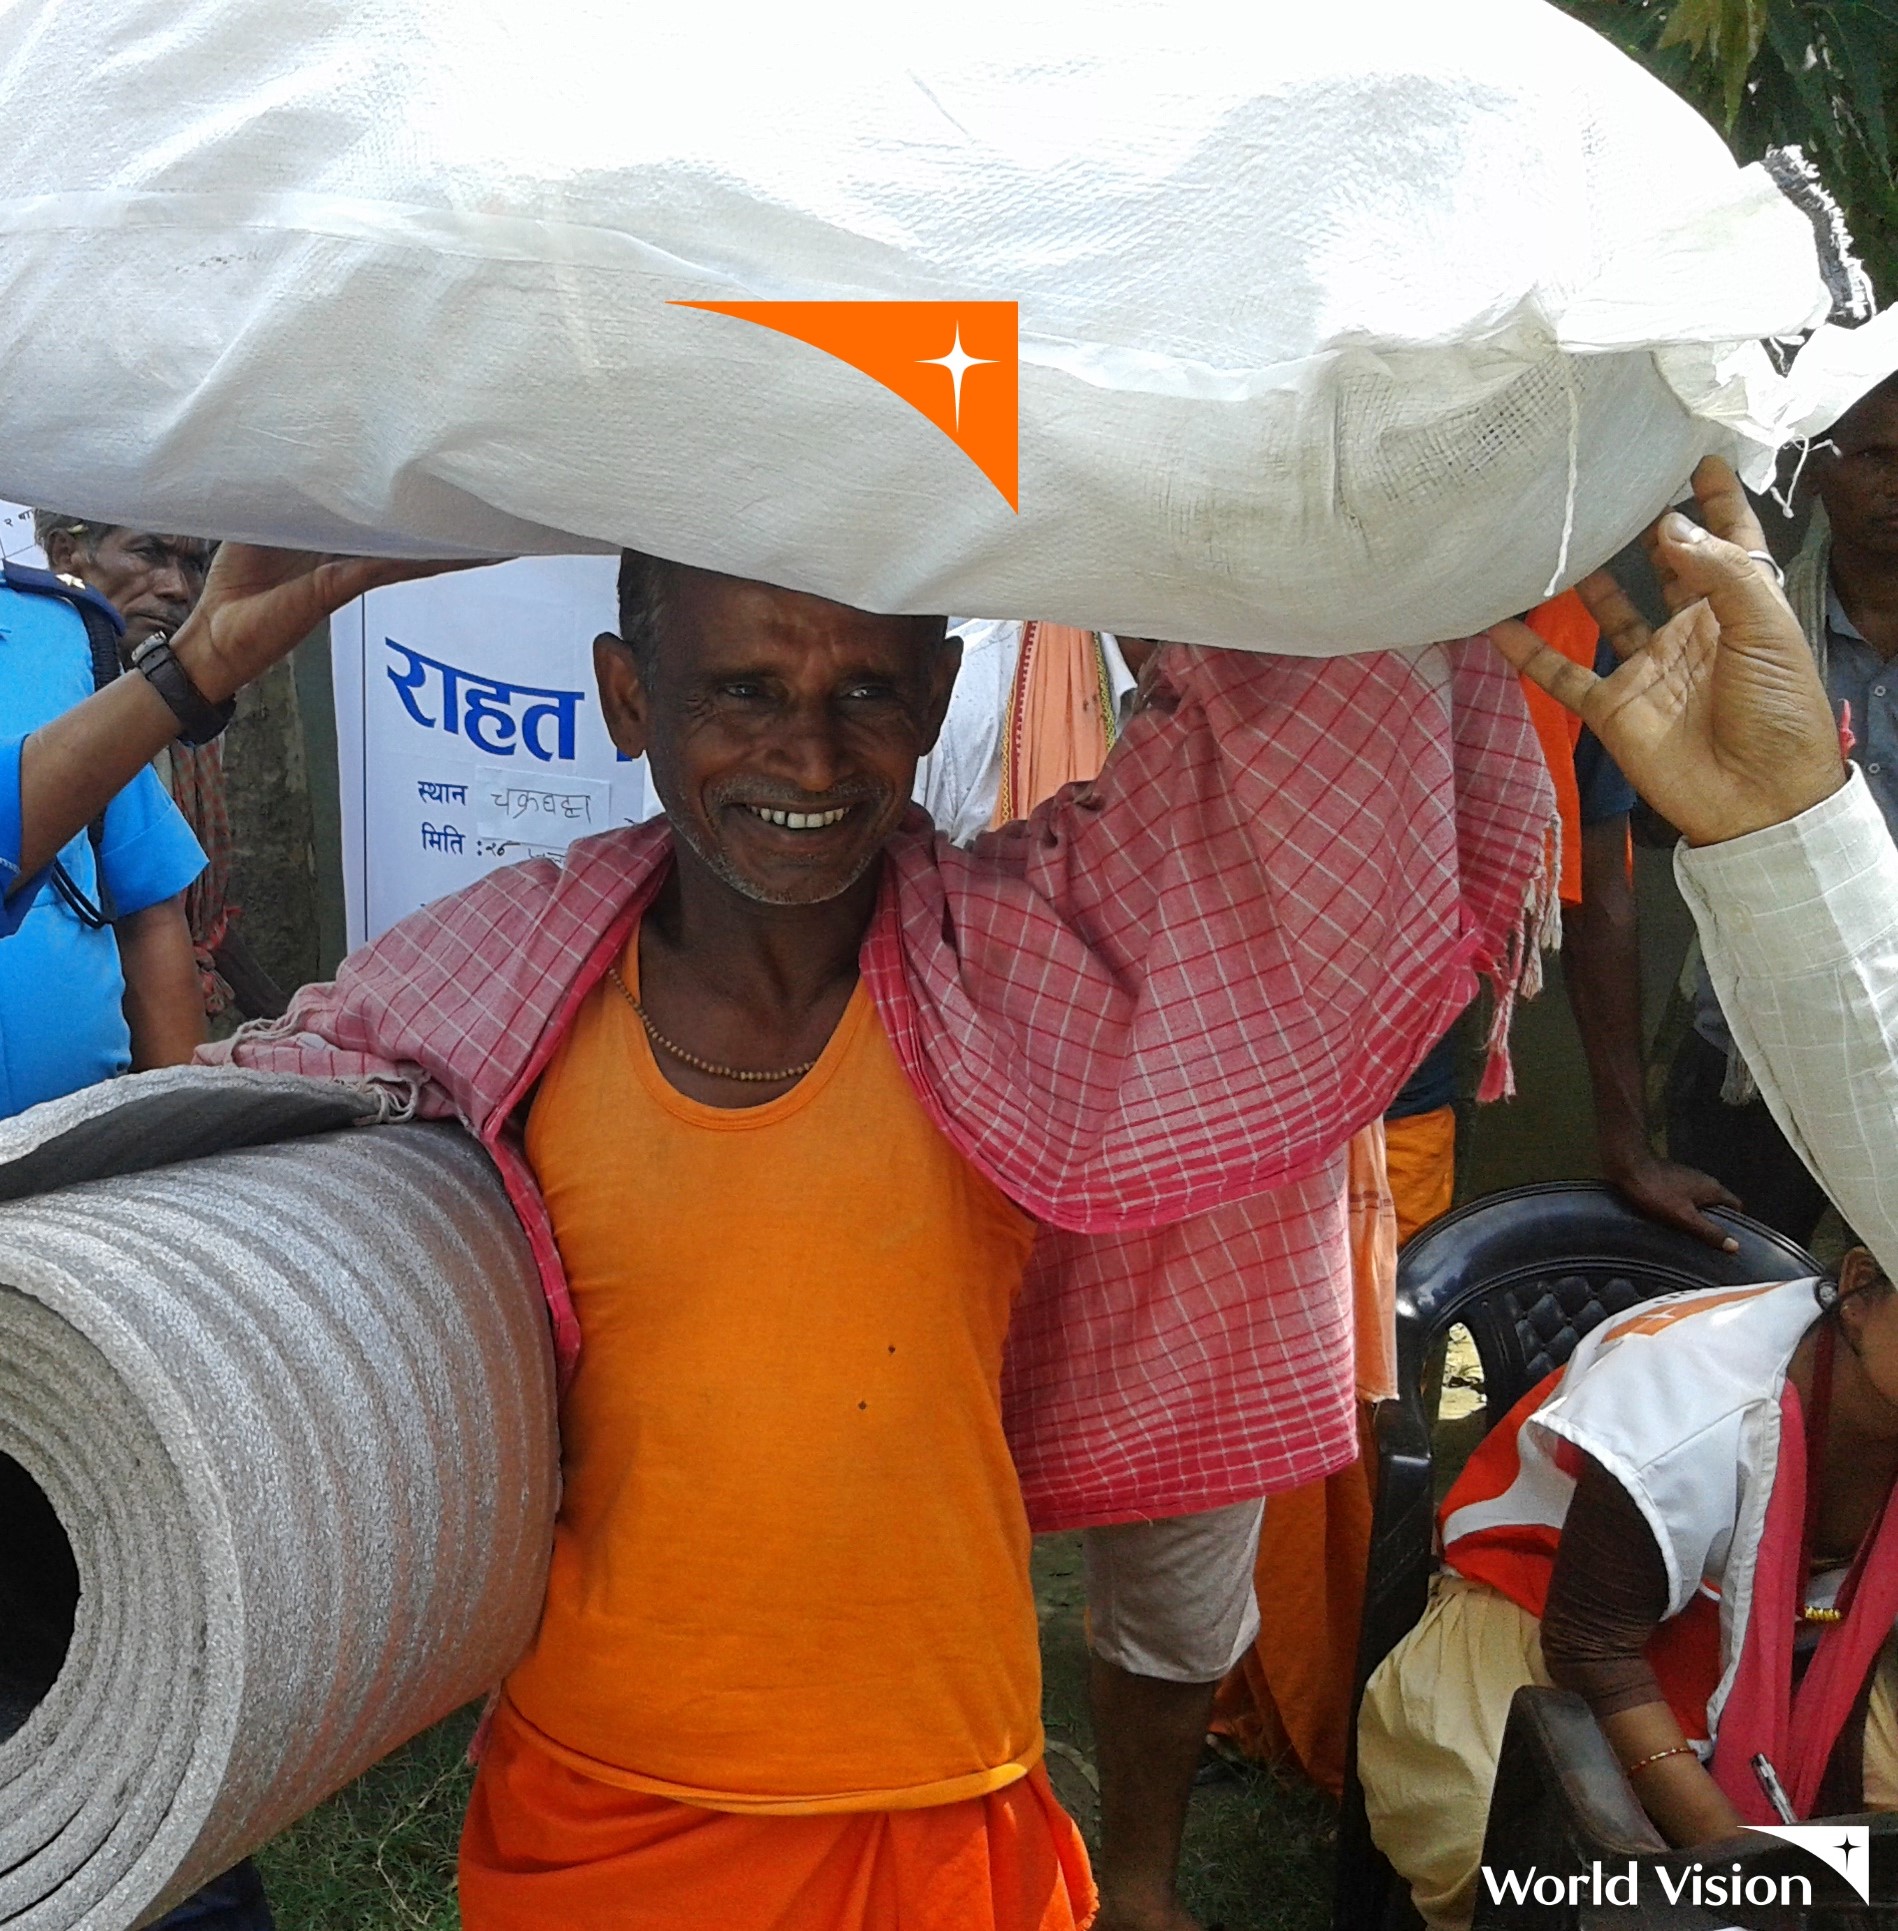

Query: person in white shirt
[912,622,1145,842]
[1490,453,1885,1278]
[1355,457,1898,1929]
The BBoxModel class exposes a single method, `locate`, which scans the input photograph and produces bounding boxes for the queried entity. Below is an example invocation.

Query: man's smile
[741,804,852,831]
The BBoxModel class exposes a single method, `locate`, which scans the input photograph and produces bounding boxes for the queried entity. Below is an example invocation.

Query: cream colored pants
[1356,1575,1898,1931]
[1082,1498,1265,1682]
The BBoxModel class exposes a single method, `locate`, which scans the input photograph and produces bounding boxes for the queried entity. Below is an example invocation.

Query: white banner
[333,557,657,948]
[0,500,44,564]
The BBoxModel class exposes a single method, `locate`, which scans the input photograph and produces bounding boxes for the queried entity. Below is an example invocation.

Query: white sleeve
[911,621,1018,847]
[1675,769,1898,1278]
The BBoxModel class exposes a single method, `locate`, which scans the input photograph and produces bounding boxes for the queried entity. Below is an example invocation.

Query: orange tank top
[505,932,1043,1813]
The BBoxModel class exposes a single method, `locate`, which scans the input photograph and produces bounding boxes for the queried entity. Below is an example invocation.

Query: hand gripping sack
[0,0,1890,652]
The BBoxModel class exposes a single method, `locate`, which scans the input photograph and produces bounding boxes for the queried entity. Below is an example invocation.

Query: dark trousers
[1666,1031,1831,1249]
[149,1862,274,1930]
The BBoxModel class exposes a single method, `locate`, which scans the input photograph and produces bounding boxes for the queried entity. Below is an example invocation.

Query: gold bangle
[1625,1743,1696,1776]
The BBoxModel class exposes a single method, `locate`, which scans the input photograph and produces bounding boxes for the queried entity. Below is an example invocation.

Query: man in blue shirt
[0,564,206,1112]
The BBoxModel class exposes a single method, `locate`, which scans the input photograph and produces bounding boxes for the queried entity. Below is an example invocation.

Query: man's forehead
[674,570,942,659]
[1834,383,1898,453]
[104,528,214,557]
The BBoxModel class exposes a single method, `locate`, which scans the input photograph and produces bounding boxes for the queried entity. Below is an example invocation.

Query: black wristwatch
[131,633,235,746]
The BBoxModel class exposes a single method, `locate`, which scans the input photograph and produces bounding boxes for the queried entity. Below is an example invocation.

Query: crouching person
[1358,1256,1898,1929]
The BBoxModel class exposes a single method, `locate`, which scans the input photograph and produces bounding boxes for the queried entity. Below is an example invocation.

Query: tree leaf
[1822,1,1896,170]
[1658,0,1725,54]
[1555,0,1898,300]
[1762,5,1842,167]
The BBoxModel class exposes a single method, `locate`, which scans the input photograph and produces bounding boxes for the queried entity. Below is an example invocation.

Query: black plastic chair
[1471,1686,1898,1928]
[1332,1181,1820,1931]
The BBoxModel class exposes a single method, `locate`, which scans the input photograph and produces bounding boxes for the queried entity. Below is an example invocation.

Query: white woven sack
[0,0,1890,651]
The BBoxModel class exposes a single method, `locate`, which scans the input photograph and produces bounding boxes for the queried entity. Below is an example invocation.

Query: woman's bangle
[1624,1743,1697,1776]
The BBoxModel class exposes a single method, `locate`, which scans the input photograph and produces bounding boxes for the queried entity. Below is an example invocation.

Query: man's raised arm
[1490,457,1898,1275]
[887,617,1554,1233]
[4,545,471,911]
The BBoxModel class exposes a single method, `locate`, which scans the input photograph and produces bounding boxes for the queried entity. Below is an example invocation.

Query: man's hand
[14,546,484,887]
[172,545,477,704]
[1488,458,1846,846]
[1602,1146,1742,1251]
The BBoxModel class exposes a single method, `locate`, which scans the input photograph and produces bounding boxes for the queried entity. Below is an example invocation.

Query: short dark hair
[614,550,954,678]
[31,510,109,555]
[616,549,675,676]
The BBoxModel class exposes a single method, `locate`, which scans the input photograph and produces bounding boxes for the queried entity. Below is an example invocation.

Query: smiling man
[207,546,1552,1931]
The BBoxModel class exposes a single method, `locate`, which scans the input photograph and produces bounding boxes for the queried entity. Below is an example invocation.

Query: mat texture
[0,1072,558,1929]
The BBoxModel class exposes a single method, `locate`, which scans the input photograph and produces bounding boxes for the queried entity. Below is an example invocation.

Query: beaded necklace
[608,968,815,1085]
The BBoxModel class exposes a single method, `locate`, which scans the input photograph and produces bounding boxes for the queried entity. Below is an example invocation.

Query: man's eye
[718,681,769,701]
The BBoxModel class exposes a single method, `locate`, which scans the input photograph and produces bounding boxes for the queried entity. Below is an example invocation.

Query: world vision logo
[672,300,1019,511]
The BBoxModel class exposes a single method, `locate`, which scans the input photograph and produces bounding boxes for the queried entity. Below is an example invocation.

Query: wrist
[1595,1126,1652,1180]
[134,627,237,745]
[1682,763,1850,847]
[168,616,240,707]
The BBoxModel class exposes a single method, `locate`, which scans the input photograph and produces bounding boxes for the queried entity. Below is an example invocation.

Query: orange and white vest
[1440,1277,1825,1743]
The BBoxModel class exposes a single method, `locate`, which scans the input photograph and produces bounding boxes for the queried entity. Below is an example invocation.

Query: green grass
[254,1534,1339,1930]
[255,1709,475,1931]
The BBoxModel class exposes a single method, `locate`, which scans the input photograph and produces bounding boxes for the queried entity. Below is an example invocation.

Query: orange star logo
[672,300,1019,511]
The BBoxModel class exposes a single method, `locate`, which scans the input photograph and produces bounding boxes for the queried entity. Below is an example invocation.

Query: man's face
[1816,385,1898,561]
[47,527,213,649]
[596,563,955,908]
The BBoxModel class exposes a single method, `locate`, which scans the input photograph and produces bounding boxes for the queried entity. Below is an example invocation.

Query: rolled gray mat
[0,1080,559,1930]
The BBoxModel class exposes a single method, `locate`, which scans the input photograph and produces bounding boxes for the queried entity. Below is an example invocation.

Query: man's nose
[771,703,852,795]
[152,558,197,608]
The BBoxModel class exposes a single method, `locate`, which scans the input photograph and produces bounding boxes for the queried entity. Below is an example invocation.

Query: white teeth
[747,805,849,829]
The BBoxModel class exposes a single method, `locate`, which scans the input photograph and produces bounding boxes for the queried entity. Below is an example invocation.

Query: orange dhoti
[461,1700,1097,1931]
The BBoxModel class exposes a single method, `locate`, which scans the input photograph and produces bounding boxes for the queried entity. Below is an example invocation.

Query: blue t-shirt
[0,583,206,1118]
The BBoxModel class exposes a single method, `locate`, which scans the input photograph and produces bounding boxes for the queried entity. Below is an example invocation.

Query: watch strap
[131,634,235,746]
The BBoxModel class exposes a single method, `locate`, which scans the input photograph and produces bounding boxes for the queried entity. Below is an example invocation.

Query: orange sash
[461,1699,1096,1931]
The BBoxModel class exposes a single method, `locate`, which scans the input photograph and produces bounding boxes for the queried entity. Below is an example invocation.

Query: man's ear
[593,633,651,760]
[41,529,78,578]
[1837,1247,1893,1352]
[1841,1246,1888,1301]
[918,628,962,755]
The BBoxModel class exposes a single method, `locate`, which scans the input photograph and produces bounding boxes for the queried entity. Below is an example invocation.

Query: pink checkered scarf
[203,639,1553,1524]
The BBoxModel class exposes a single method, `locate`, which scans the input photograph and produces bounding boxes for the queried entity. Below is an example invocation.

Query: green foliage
[254,1710,475,1930]
[1556,1,1898,300]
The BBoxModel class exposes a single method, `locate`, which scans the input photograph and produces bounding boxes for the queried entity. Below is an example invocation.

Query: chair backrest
[1394,1180,1821,1428]
[1333,1182,1819,1931]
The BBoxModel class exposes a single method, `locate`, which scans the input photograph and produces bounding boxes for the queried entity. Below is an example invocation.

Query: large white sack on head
[0,0,1888,652]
